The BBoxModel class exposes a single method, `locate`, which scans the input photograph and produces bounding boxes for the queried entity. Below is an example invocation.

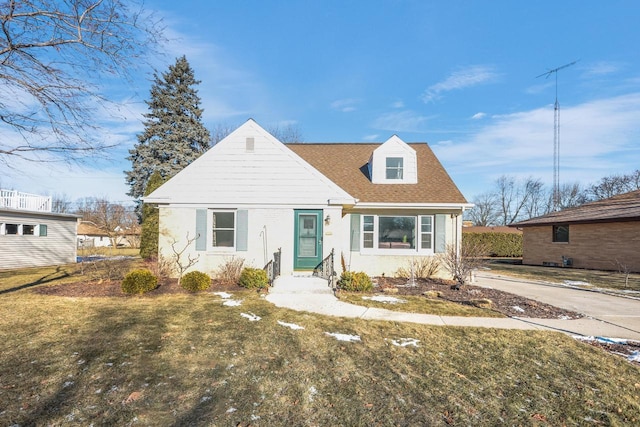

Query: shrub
[239,267,269,289]
[121,269,158,295]
[396,257,441,279]
[463,232,522,257]
[337,271,372,292]
[180,271,211,292]
[216,257,245,285]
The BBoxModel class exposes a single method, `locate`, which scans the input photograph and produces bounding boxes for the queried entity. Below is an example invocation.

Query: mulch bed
[373,276,583,319]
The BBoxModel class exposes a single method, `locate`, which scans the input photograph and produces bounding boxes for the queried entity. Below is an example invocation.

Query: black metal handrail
[313,248,335,288]
[264,247,282,285]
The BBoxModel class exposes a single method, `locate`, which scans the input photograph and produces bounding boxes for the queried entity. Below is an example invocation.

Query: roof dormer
[368,135,417,184]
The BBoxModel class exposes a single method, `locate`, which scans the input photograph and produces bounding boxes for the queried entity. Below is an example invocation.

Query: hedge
[463,232,522,257]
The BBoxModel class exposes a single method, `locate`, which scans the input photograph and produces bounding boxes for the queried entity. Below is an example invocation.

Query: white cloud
[363,134,380,141]
[422,65,499,103]
[330,98,359,112]
[390,100,405,109]
[582,61,621,77]
[372,110,436,133]
[433,92,640,199]
[471,112,486,120]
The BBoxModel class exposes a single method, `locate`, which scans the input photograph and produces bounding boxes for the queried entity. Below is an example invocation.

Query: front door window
[297,215,317,257]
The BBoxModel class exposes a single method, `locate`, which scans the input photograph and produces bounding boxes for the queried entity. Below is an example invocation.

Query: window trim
[209,210,236,251]
[361,214,435,254]
[385,157,404,180]
[552,224,569,243]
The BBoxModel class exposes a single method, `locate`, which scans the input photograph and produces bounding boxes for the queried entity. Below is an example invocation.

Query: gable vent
[245,137,255,152]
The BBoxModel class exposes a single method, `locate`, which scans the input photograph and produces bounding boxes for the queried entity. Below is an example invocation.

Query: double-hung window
[211,211,235,248]
[385,157,404,180]
[362,215,434,252]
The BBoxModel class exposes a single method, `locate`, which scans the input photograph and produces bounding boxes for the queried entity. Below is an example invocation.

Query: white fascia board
[353,202,475,210]
[156,202,339,210]
[327,198,359,206]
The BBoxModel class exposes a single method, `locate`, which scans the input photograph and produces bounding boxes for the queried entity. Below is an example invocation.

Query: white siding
[146,119,354,206]
[159,205,343,277]
[0,211,78,269]
[370,135,418,184]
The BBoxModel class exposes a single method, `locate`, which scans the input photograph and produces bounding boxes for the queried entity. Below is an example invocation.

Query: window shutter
[195,209,207,251]
[39,224,48,237]
[236,210,248,251]
[350,214,361,251]
[435,214,447,253]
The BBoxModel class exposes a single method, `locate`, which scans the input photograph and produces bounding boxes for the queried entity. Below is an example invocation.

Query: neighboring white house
[0,189,79,269]
[77,222,140,248]
[144,119,472,278]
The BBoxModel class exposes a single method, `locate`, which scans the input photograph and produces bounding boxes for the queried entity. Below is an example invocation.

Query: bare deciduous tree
[589,170,640,200]
[76,197,137,248]
[170,232,201,285]
[468,192,500,226]
[439,241,490,289]
[0,0,162,166]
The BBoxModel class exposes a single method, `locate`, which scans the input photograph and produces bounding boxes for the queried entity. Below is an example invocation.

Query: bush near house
[239,267,269,290]
[121,269,158,294]
[337,271,373,292]
[180,271,212,292]
[463,232,522,257]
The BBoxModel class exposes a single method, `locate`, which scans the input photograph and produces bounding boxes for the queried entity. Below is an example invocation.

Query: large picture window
[552,225,569,243]
[362,215,434,252]
[211,211,235,248]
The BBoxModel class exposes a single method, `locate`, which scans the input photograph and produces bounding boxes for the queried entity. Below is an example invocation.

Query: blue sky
[4,0,640,205]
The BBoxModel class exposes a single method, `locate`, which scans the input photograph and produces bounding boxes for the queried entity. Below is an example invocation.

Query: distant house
[462,226,522,234]
[144,119,471,278]
[510,190,640,272]
[0,189,79,269]
[77,222,141,248]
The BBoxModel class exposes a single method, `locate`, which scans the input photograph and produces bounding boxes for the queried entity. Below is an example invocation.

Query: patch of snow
[628,351,640,363]
[558,315,571,320]
[226,407,237,414]
[241,312,261,322]
[362,295,407,304]
[308,386,318,402]
[277,320,305,330]
[390,338,420,347]
[223,300,242,307]
[200,396,211,403]
[325,332,361,342]
[251,414,261,421]
[63,381,74,388]
[573,335,629,345]
[213,292,233,299]
[564,280,590,286]
[512,306,525,313]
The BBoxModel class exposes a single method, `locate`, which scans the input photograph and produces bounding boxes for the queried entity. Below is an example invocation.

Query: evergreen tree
[126,56,211,202]
[139,171,164,259]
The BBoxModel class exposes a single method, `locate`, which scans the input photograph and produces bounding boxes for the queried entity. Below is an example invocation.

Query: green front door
[294,210,323,270]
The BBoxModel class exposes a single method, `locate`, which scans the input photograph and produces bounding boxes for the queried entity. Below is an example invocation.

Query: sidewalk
[265,275,640,340]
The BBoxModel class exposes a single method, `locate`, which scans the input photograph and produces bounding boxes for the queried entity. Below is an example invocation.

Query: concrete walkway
[265,274,640,340]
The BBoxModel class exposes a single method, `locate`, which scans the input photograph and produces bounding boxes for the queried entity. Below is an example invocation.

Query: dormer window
[386,157,404,180]
[369,135,417,184]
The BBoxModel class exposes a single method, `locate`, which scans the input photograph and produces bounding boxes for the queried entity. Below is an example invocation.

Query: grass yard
[337,292,504,318]
[0,264,639,425]
[486,260,640,292]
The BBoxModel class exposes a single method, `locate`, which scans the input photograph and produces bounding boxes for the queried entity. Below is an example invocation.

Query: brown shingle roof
[287,143,468,204]
[511,189,640,227]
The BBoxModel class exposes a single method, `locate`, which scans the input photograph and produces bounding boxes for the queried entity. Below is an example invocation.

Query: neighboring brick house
[510,190,640,272]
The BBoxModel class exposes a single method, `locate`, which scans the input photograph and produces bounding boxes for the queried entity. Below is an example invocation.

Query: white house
[144,120,471,278]
[0,189,79,269]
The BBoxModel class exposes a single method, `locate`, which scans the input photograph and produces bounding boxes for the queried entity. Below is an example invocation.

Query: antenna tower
[536,60,577,210]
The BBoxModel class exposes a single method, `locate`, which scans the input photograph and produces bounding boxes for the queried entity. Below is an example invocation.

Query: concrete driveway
[474,271,640,340]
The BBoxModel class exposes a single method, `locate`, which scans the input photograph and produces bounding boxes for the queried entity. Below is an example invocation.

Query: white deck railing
[0,189,52,212]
